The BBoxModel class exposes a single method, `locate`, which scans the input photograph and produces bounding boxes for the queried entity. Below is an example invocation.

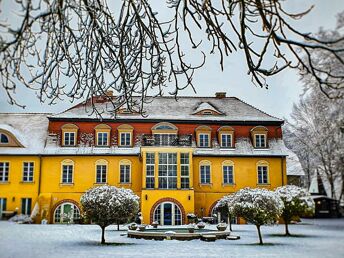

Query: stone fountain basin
[127,228,230,241]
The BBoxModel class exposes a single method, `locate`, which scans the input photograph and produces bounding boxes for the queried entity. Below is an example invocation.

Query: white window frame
[95,164,107,184]
[153,202,182,226]
[158,153,177,189]
[221,134,232,148]
[257,165,269,184]
[0,162,9,182]
[199,133,210,147]
[223,165,234,185]
[120,132,131,147]
[23,162,34,182]
[146,153,155,189]
[180,153,190,189]
[97,132,109,146]
[120,164,131,184]
[200,164,211,184]
[61,164,73,184]
[255,134,266,148]
[63,132,76,146]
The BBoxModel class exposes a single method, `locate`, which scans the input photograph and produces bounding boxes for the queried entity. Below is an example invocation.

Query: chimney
[215,92,226,99]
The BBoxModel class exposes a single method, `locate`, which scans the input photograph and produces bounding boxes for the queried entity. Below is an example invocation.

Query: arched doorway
[53,202,80,224]
[153,202,182,225]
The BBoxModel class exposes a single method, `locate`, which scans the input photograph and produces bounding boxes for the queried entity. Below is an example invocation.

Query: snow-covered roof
[44,146,140,156]
[0,113,49,154]
[193,138,288,156]
[286,148,305,176]
[50,96,283,123]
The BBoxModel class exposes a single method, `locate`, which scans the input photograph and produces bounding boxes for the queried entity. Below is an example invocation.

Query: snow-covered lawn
[0,219,344,258]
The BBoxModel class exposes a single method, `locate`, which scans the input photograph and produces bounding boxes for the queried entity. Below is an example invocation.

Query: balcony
[141,134,192,147]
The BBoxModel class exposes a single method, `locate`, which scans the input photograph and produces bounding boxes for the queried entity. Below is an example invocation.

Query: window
[64,132,75,146]
[23,162,34,182]
[120,132,131,146]
[199,134,210,147]
[223,165,234,184]
[221,134,232,148]
[180,153,190,189]
[255,134,266,148]
[0,133,9,144]
[200,163,211,184]
[258,165,268,184]
[21,198,32,215]
[120,164,130,184]
[146,153,155,189]
[158,153,177,189]
[0,198,6,218]
[0,162,9,182]
[154,134,177,146]
[97,132,108,146]
[96,164,107,183]
[62,164,73,184]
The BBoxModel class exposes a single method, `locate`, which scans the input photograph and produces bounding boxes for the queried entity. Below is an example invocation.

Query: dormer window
[218,126,234,148]
[97,132,109,146]
[192,102,223,116]
[250,126,268,148]
[255,134,266,148]
[151,122,178,146]
[95,124,111,147]
[0,133,9,144]
[61,124,78,147]
[64,132,75,146]
[202,111,213,115]
[195,125,212,148]
[117,124,134,147]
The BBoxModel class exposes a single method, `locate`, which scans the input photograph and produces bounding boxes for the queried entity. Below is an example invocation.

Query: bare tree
[1,1,344,114]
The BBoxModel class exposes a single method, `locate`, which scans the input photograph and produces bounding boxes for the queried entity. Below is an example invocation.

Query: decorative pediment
[192,102,223,116]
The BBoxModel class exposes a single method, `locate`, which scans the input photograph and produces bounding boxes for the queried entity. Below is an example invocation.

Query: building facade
[0,93,288,225]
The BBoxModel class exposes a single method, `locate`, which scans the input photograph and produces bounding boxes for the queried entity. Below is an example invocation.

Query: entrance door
[163,203,172,225]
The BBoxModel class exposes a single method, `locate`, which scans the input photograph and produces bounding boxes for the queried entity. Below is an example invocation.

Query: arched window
[95,159,108,184]
[0,133,9,144]
[151,123,178,146]
[257,160,269,184]
[119,159,131,184]
[54,202,80,224]
[222,160,235,185]
[61,124,78,147]
[153,202,182,225]
[199,160,211,184]
[61,159,74,184]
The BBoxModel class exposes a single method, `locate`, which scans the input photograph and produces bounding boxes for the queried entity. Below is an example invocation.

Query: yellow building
[0,93,288,225]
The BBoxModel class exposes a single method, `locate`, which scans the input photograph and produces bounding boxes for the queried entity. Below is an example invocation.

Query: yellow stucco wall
[0,156,40,214]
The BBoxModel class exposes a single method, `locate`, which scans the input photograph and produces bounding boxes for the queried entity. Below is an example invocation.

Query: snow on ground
[0,219,343,258]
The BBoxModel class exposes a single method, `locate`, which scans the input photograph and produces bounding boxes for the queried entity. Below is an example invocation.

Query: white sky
[0,0,343,120]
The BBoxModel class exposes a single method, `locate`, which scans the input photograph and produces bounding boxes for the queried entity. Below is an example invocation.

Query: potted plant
[151,221,159,228]
[138,224,146,231]
[128,223,138,230]
[187,224,195,233]
[217,222,227,231]
[197,221,206,229]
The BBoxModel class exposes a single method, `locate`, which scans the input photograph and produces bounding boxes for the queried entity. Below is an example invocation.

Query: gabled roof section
[192,102,223,115]
[0,113,49,154]
[49,96,283,124]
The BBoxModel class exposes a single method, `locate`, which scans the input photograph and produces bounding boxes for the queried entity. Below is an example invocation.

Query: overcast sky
[0,0,343,120]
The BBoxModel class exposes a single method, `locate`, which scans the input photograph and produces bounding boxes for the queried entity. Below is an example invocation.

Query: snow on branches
[80,185,139,244]
[275,185,314,235]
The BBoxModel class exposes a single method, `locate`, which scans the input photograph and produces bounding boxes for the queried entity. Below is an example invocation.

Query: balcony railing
[141,134,193,147]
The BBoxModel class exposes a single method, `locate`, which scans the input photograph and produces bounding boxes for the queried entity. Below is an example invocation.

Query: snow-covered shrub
[80,185,139,244]
[230,188,284,244]
[275,185,315,235]
[8,214,33,224]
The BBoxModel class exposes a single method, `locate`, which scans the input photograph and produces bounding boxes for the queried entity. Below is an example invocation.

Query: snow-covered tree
[80,185,139,244]
[230,188,284,245]
[275,185,315,236]
[215,194,235,231]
